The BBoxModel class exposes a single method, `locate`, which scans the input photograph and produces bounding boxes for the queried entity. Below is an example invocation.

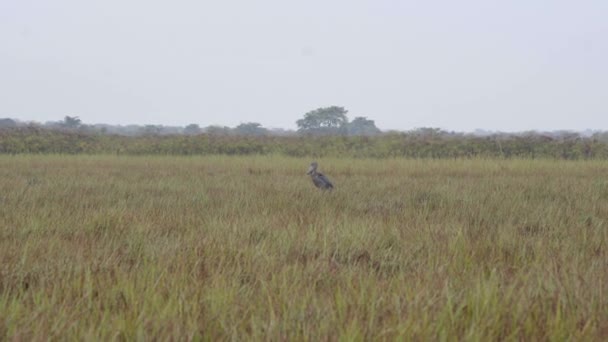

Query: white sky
[1,0,606,131]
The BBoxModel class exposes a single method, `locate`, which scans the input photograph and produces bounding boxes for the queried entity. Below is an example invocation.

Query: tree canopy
[296,106,348,135]
[296,107,382,136]
[234,122,268,136]
[184,124,202,135]
[62,116,81,129]
[346,117,381,136]
[0,118,17,128]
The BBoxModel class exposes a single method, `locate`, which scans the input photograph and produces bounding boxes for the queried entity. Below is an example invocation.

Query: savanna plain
[1,155,607,340]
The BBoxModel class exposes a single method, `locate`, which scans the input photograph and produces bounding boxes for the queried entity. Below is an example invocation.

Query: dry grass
[1,155,607,340]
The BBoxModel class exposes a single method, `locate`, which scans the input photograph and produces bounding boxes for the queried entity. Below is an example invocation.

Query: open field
[1,155,607,340]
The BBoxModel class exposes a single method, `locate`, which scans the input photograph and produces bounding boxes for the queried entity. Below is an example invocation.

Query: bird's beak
[306,165,314,175]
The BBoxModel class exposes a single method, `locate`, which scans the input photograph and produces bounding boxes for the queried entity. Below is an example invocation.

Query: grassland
[1,155,607,340]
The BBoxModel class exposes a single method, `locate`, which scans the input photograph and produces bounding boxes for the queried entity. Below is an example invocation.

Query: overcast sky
[1,0,606,131]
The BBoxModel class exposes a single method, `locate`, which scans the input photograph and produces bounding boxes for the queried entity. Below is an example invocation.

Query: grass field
[1,155,607,340]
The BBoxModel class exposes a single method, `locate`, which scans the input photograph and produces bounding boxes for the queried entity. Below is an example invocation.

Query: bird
[306,162,334,190]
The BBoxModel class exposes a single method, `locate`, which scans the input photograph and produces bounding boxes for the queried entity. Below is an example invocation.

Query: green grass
[1,155,607,340]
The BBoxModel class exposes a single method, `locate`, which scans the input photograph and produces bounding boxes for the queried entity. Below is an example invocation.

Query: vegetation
[1,155,606,340]
[0,118,17,128]
[1,105,383,137]
[234,122,269,136]
[296,106,350,135]
[346,116,381,136]
[183,124,202,136]
[1,126,608,159]
[62,116,82,129]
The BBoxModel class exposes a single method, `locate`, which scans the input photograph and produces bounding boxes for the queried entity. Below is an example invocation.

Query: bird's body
[307,162,334,190]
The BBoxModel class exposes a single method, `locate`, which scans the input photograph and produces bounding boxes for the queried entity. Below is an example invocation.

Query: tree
[234,122,268,136]
[142,125,162,135]
[0,118,17,128]
[184,124,202,135]
[410,127,446,138]
[204,125,231,136]
[296,106,349,135]
[62,116,82,129]
[346,117,381,136]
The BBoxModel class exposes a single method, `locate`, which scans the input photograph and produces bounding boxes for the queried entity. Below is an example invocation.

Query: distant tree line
[2,125,608,159]
[2,106,608,158]
[0,107,383,137]
[296,106,381,136]
[0,116,280,137]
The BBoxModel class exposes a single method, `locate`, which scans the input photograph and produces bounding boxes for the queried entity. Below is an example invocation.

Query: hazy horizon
[4,116,607,135]
[1,1,606,132]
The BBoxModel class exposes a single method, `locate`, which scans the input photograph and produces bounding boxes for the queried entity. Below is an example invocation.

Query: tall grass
[1,155,607,340]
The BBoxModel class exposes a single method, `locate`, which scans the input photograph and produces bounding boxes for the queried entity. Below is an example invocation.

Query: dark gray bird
[306,162,334,190]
